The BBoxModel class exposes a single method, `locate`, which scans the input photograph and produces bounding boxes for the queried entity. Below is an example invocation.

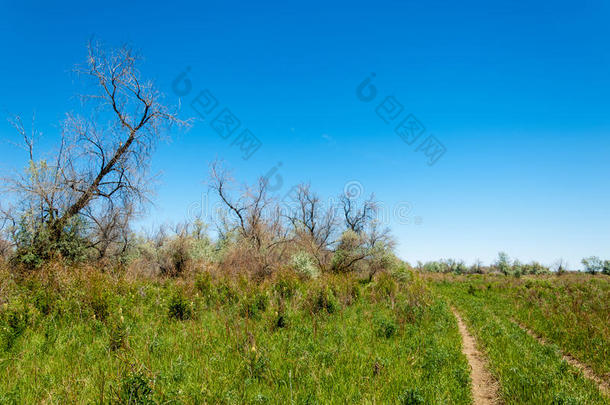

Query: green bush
[272,274,299,300]
[88,292,110,322]
[373,272,397,300]
[1,298,31,351]
[195,271,216,305]
[216,281,239,305]
[305,285,338,314]
[581,256,602,274]
[33,289,56,316]
[114,370,154,404]
[11,215,88,269]
[290,252,320,279]
[167,291,193,321]
[603,260,610,275]
[239,291,269,320]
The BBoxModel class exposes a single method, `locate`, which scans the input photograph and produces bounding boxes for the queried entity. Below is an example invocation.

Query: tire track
[513,320,609,397]
[452,308,502,405]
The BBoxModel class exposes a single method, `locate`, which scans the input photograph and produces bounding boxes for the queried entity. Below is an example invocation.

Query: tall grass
[0,263,470,403]
[434,277,609,404]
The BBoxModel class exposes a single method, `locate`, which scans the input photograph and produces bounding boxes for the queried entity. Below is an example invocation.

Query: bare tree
[339,193,377,233]
[83,201,134,260]
[209,160,288,276]
[1,41,187,265]
[285,183,337,270]
[53,41,186,236]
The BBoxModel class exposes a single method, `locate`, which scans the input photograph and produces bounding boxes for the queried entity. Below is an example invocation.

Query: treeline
[417,252,610,276]
[0,41,405,281]
[415,253,551,276]
[0,42,607,281]
[0,160,403,281]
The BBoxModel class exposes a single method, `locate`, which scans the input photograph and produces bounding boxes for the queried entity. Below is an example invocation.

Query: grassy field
[431,273,610,404]
[1,266,609,404]
[0,267,471,404]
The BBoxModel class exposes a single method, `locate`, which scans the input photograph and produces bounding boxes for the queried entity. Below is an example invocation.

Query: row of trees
[0,41,398,281]
[417,252,610,275]
[416,253,551,276]
[0,41,606,280]
[0,157,397,280]
[206,161,396,279]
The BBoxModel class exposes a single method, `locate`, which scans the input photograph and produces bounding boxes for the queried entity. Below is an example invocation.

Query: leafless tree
[285,183,337,270]
[209,160,288,276]
[83,201,134,260]
[1,41,187,264]
[339,193,377,233]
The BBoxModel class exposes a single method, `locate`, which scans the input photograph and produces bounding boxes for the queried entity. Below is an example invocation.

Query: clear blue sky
[1,0,609,268]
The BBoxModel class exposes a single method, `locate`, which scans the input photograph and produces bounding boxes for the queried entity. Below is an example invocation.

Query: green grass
[4,267,608,404]
[0,269,471,404]
[433,276,609,404]
[495,275,609,378]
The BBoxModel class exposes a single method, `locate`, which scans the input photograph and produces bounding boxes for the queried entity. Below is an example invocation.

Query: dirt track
[452,308,501,405]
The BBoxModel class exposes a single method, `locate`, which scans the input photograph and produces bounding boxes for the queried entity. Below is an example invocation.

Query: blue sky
[1,0,609,268]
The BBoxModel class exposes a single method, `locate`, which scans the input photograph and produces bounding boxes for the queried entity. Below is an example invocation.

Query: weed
[0,300,29,351]
[399,388,425,405]
[167,291,193,321]
[305,285,338,315]
[240,291,269,320]
[113,370,154,404]
[194,271,214,299]
[374,315,398,338]
[108,317,127,351]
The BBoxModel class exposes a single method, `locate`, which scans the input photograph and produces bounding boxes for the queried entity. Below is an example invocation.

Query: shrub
[33,289,56,316]
[240,291,269,320]
[581,256,602,274]
[216,281,239,305]
[494,252,512,275]
[195,271,216,305]
[342,279,361,306]
[522,261,550,275]
[88,291,110,322]
[159,235,192,277]
[244,347,270,381]
[11,215,88,269]
[305,285,338,315]
[114,370,154,404]
[402,276,431,309]
[273,312,287,330]
[272,273,299,300]
[290,252,320,279]
[396,300,425,324]
[331,230,366,273]
[167,291,193,320]
[372,272,397,301]
[391,261,413,281]
[0,300,30,351]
